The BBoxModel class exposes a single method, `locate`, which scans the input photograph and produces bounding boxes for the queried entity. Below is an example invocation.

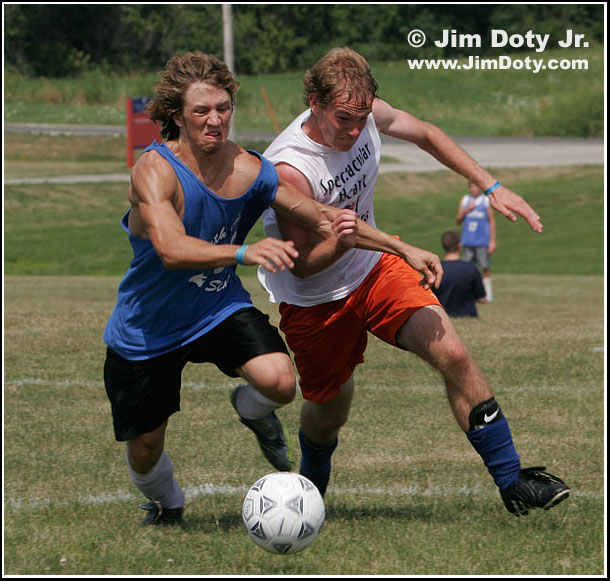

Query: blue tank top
[460,195,490,247]
[103,141,278,360]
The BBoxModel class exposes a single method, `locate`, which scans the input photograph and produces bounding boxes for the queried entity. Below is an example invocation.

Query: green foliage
[529,86,604,137]
[233,6,309,75]
[491,4,606,45]
[4,4,605,76]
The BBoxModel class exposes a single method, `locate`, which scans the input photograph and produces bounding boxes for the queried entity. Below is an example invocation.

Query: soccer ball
[242,472,325,555]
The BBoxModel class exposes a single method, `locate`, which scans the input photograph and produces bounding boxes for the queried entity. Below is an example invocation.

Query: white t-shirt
[257,109,383,306]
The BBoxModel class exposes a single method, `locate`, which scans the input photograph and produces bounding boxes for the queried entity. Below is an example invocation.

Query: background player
[456,182,497,301]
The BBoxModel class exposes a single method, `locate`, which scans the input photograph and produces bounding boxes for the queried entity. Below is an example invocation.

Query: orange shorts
[279,252,441,403]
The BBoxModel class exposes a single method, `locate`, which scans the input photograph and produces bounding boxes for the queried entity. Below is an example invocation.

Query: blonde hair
[303,47,378,109]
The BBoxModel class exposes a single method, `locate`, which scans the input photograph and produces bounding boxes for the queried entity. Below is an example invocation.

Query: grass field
[3,123,606,573]
[3,272,605,575]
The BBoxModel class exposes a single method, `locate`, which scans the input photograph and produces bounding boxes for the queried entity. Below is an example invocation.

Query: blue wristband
[484,181,501,196]
[235,244,249,265]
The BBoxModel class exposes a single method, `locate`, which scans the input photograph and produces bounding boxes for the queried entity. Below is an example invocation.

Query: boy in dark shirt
[436,230,487,317]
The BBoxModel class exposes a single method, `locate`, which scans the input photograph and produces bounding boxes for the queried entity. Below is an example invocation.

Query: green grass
[370,166,605,275]
[3,274,604,575]
[4,156,603,276]
[4,45,604,137]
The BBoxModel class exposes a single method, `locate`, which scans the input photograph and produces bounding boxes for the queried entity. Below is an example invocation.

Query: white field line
[5,483,601,512]
[4,378,602,395]
[4,378,235,391]
[5,378,603,510]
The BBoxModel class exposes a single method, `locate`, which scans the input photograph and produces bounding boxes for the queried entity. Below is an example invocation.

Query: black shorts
[103,307,289,442]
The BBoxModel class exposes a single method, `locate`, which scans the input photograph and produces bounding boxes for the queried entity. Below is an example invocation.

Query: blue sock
[466,417,521,491]
[299,429,338,497]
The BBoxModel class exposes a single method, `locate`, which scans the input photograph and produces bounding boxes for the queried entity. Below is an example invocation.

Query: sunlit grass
[3,273,604,575]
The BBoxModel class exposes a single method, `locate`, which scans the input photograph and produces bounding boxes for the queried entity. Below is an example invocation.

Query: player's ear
[309,94,320,114]
[172,111,184,128]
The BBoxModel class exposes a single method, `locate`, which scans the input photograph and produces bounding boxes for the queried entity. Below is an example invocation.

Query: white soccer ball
[242,472,325,555]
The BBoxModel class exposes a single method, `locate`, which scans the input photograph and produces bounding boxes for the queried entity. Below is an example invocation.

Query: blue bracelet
[235,244,249,265]
[484,181,501,196]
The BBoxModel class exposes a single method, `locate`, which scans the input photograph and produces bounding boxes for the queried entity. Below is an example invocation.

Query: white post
[222,4,235,140]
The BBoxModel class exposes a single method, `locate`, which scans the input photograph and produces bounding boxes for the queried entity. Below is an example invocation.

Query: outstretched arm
[330,209,443,290]
[271,170,442,289]
[130,152,299,274]
[373,98,543,233]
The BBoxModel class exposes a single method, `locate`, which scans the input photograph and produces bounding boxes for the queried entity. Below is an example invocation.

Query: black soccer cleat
[230,385,295,472]
[500,466,570,516]
[139,499,184,527]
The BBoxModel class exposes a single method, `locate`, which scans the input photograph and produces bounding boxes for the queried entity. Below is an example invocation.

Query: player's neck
[444,252,461,261]
[170,138,245,193]
[174,136,235,168]
[302,115,333,148]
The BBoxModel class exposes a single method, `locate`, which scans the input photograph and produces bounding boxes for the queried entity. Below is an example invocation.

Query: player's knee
[305,396,351,434]
[245,354,296,403]
[128,442,163,474]
[274,373,297,404]
[259,368,296,404]
[127,424,166,473]
[332,408,350,431]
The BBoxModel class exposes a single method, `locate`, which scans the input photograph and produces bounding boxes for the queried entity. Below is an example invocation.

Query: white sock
[127,450,185,509]
[233,384,284,420]
[483,277,494,302]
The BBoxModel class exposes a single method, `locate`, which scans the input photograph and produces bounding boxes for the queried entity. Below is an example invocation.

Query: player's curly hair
[146,52,240,140]
[303,47,379,110]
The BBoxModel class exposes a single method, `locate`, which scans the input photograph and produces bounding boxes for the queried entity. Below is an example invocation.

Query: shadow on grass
[325,497,476,524]
[177,511,244,534]
[176,495,479,534]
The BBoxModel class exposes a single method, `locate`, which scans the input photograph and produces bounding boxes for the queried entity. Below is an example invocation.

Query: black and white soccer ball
[242,472,325,554]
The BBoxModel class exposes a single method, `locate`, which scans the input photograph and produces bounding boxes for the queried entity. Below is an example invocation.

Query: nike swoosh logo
[484,409,499,423]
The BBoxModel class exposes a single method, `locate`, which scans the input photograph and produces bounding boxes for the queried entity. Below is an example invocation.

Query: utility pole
[222,4,235,139]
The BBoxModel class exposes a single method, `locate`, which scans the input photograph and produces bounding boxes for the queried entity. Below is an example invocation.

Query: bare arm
[272,165,411,277]
[456,196,475,225]
[373,98,543,233]
[271,163,355,278]
[271,164,443,289]
[129,152,298,273]
[344,218,444,289]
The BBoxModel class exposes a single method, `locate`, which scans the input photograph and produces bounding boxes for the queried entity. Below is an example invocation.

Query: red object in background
[126,97,162,167]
